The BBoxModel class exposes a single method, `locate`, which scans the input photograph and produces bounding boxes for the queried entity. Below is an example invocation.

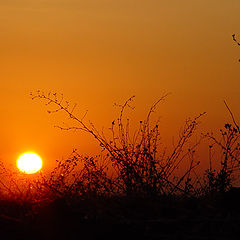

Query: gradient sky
[1,0,240,171]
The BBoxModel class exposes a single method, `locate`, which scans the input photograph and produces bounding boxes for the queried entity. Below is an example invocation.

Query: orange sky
[1,0,240,171]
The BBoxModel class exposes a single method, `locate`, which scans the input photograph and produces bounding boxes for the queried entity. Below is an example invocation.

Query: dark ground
[1,191,240,240]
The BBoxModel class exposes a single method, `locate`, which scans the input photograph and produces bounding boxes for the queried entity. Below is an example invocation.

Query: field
[1,191,240,240]
[1,93,240,240]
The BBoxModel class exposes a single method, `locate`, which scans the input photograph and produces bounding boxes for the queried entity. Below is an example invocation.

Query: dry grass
[1,92,240,203]
[0,93,240,239]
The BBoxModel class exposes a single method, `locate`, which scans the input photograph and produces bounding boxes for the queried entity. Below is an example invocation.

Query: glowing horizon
[0,0,240,169]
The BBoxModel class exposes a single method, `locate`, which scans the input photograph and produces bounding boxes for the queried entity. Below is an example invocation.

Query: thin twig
[223,100,240,132]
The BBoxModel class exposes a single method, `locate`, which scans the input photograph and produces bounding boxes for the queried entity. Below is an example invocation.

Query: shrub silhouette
[29,91,207,199]
[0,92,239,203]
[1,93,240,240]
[204,101,240,195]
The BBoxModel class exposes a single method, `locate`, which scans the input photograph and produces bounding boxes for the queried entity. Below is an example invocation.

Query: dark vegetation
[1,91,240,239]
[1,35,240,238]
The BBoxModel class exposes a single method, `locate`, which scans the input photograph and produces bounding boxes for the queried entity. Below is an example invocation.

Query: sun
[17,152,43,174]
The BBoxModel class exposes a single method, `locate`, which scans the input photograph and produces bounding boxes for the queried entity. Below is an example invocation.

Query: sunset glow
[17,153,42,174]
[0,1,240,169]
[1,1,240,239]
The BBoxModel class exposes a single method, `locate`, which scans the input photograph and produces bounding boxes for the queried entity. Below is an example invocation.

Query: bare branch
[224,100,240,133]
